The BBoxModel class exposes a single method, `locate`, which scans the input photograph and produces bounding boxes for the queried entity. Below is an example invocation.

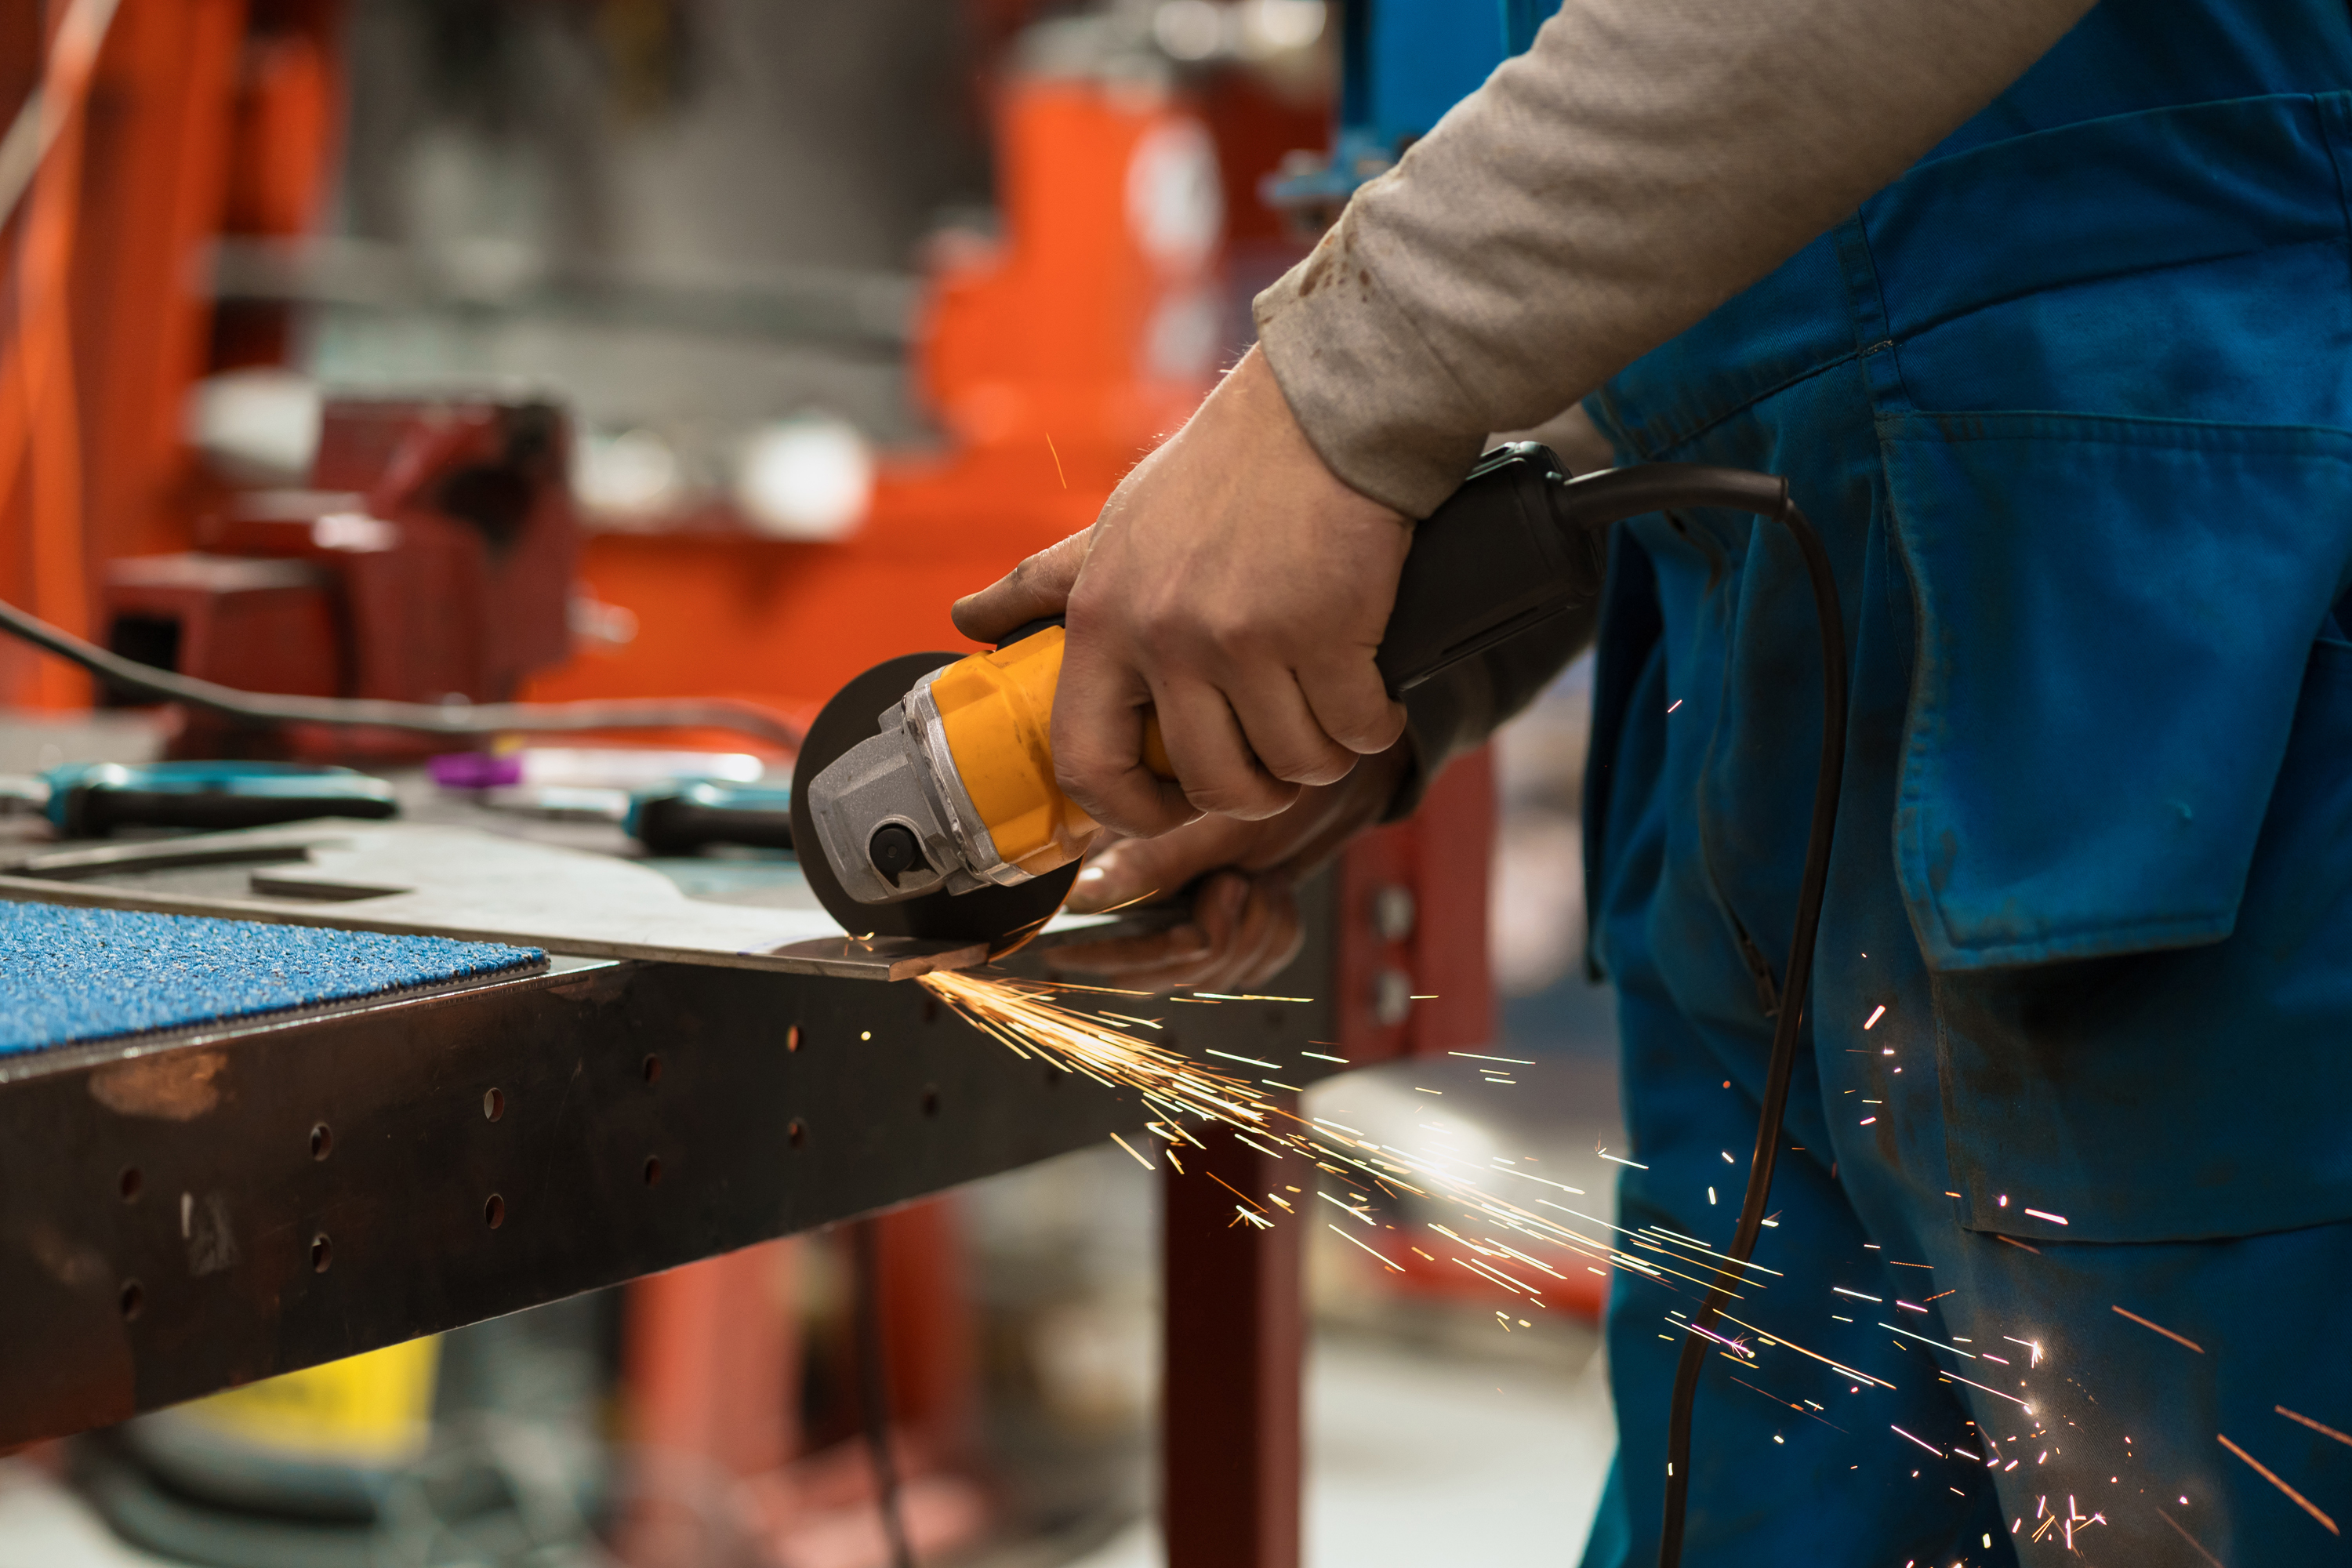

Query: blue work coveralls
[1576,2,2352,1562]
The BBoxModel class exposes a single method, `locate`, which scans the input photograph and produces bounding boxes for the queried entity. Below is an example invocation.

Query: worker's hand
[1042,741,1409,991]
[952,348,1412,837]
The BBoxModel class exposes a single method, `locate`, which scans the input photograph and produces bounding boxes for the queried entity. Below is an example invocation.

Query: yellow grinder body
[795,625,1172,920]
[927,626,1171,879]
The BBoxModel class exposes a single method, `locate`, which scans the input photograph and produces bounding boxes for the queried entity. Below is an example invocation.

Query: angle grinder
[791,449,1851,1568]
[793,445,1744,948]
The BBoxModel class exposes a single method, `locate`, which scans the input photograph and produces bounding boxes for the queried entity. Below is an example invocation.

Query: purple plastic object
[428,752,524,789]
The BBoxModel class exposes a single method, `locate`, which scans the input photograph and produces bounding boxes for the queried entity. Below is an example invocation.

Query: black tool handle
[631,793,796,856]
[1373,444,1602,693]
[1372,445,1791,695]
[67,787,397,837]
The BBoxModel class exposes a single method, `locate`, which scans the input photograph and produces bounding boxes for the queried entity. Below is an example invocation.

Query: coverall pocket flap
[1882,412,2352,971]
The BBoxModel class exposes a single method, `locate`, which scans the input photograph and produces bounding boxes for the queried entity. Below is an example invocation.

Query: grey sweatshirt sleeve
[1254,0,2097,519]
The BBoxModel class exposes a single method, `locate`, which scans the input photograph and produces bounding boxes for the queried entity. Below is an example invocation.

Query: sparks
[2219,1434,2340,1536]
[2279,1406,2352,1449]
[2111,1304,2204,1354]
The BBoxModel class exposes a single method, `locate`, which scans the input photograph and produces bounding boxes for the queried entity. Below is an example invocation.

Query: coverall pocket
[1929,632,2352,1243]
[1878,410,2352,972]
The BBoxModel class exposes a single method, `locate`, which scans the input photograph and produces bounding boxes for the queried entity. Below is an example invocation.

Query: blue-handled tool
[0,760,399,838]
[625,781,794,856]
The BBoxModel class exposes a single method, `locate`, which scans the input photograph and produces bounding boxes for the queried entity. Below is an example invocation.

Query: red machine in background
[109,395,577,754]
[0,5,1499,1566]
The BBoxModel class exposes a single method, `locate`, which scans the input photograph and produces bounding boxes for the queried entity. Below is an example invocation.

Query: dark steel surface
[0,894,1341,1451]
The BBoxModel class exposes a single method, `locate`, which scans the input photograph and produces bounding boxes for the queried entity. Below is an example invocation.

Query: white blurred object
[1237,0,1326,56]
[1126,118,1223,274]
[567,592,639,648]
[1490,812,1588,996]
[733,415,874,540]
[573,427,684,522]
[493,748,763,789]
[1142,285,1224,382]
[311,511,400,553]
[187,368,321,481]
[1490,653,1597,995]
[1151,0,1230,60]
[1149,0,1324,64]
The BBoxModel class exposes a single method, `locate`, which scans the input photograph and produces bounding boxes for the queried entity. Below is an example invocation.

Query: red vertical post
[620,1240,800,1568]
[1160,1119,1303,1568]
[1334,743,1497,1064]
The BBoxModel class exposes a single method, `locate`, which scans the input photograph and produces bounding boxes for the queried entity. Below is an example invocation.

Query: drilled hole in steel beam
[485,1193,506,1229]
[923,997,940,1025]
[786,1024,803,1054]
[921,1085,942,1118]
[310,1123,332,1160]
[644,1156,662,1186]
[786,1119,807,1150]
[118,1167,142,1203]
[1042,1062,1062,1088]
[642,1054,661,1084]
[310,1234,332,1273]
[484,1087,505,1122]
[119,1281,143,1320]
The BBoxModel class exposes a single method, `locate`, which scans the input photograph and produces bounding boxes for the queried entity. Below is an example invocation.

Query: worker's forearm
[1255,0,2096,517]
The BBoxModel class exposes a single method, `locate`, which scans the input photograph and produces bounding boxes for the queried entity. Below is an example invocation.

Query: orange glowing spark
[1109,1132,1154,1171]
[2112,1304,2205,1354]
[1045,432,1067,488]
[2220,1434,2339,1535]
[1937,1370,2034,1412]
[1205,1171,1265,1211]
[2279,1406,2352,1448]
[1190,991,1314,1002]
[2155,1507,2227,1568]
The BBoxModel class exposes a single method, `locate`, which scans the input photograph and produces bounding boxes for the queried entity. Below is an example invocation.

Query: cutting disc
[790,652,1081,946]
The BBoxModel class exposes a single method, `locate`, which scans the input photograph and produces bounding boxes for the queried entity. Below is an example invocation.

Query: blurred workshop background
[0,1,1621,1563]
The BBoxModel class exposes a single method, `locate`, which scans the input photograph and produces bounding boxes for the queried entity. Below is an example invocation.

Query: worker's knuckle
[1261,739,1349,786]
[1187,776,1294,821]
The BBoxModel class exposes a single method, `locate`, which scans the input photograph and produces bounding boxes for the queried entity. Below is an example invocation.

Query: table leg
[1160,1121,1303,1568]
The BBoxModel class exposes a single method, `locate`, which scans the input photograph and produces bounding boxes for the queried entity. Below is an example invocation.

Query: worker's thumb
[952,528,1089,642]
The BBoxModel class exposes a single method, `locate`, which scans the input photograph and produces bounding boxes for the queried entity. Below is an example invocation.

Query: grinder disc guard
[791,652,1082,946]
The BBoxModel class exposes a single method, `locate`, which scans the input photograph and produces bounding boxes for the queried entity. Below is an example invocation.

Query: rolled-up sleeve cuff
[1252,205,1494,521]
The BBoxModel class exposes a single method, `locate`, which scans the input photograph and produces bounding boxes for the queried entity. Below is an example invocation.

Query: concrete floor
[0,1467,178,1568]
[1066,1329,1616,1568]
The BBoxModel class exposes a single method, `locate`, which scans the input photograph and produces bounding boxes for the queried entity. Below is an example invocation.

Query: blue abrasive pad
[0,899,545,1056]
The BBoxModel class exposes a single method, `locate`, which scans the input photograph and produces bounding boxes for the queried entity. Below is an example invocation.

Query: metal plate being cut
[791,652,1080,946]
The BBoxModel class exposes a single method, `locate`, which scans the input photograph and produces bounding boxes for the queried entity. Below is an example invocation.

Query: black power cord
[851,1219,919,1568]
[1541,466,1849,1568]
[0,593,804,750]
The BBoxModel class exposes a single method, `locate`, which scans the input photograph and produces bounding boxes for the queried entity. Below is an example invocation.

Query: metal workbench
[0,793,1392,1568]
[0,750,1497,1568]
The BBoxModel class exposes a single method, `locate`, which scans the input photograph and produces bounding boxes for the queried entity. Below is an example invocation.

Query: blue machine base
[0,899,544,1056]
